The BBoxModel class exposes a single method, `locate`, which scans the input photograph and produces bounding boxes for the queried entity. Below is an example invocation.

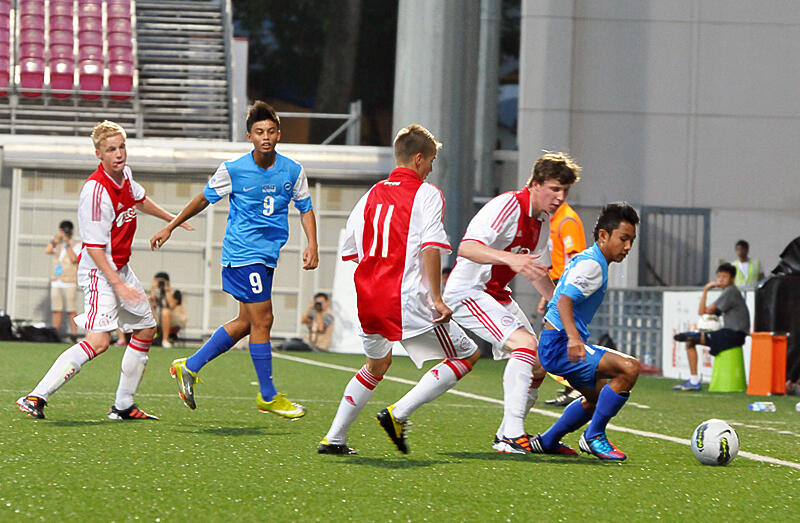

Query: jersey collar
[389,167,423,182]
[100,163,127,189]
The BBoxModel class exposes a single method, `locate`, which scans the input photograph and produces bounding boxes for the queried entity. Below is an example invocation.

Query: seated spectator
[301,292,334,351]
[672,263,750,391]
[46,220,80,337]
[149,272,187,348]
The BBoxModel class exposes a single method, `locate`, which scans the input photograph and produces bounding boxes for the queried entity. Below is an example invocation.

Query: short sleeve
[292,166,313,213]
[559,216,586,257]
[419,184,451,253]
[127,167,146,202]
[461,193,518,249]
[561,259,603,304]
[342,191,368,261]
[78,180,113,248]
[203,162,232,204]
[713,287,735,313]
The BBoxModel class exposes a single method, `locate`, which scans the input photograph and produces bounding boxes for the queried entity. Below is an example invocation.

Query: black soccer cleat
[544,387,582,407]
[376,405,409,454]
[317,438,357,455]
[17,395,46,419]
[108,404,159,420]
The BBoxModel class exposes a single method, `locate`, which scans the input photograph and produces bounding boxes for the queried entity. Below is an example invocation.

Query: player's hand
[114,282,145,307]
[704,281,720,291]
[302,245,319,270]
[150,228,172,250]
[519,261,549,284]
[431,299,452,324]
[567,336,585,363]
[507,252,541,274]
[179,222,195,231]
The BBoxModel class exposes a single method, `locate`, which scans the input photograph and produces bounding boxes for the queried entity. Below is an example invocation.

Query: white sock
[114,335,152,410]
[524,374,543,415]
[689,374,700,385]
[325,366,382,445]
[31,341,97,400]
[497,348,537,438]
[392,359,473,421]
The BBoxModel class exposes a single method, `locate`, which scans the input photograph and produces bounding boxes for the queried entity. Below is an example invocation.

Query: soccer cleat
[108,404,159,420]
[529,433,579,456]
[579,433,627,461]
[492,433,533,454]
[544,387,582,407]
[257,392,306,419]
[376,405,409,454]
[672,380,702,391]
[170,357,201,409]
[17,395,46,419]
[317,437,357,455]
[673,331,701,343]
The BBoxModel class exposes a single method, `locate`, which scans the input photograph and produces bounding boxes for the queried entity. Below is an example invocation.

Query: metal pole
[474,0,501,196]
[346,99,362,145]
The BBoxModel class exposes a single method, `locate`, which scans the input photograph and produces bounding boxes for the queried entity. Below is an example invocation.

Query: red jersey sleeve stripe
[92,182,103,222]
[461,238,486,246]
[421,242,451,251]
[490,197,516,231]
[342,253,358,261]
[83,243,106,248]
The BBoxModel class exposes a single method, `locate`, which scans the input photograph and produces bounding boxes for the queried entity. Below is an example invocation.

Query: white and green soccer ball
[697,314,722,332]
[691,418,739,466]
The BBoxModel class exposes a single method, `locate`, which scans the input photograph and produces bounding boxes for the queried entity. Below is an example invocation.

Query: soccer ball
[697,314,722,332]
[691,419,739,466]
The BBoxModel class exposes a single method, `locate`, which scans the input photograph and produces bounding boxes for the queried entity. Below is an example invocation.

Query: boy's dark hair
[314,292,329,301]
[154,271,170,282]
[735,239,749,251]
[247,101,280,132]
[593,202,640,241]
[172,289,182,305]
[717,263,736,279]
[59,220,74,235]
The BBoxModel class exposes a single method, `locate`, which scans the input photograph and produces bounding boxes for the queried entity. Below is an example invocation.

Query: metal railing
[278,100,362,145]
[591,288,663,365]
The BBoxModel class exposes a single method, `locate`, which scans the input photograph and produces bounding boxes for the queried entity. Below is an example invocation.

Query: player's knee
[88,338,110,354]
[622,357,641,381]
[137,327,157,340]
[532,365,547,380]
[465,350,481,365]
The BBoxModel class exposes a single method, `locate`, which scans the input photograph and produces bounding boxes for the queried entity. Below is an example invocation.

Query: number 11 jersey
[203,151,313,268]
[341,167,451,341]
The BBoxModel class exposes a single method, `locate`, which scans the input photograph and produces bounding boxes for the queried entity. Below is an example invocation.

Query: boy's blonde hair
[393,124,442,164]
[527,151,581,187]
[91,120,127,149]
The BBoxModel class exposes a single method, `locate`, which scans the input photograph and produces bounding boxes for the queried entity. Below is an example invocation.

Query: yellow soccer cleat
[169,358,201,410]
[376,404,410,454]
[257,392,306,419]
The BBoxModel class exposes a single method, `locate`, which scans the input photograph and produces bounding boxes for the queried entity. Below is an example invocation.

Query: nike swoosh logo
[243,186,255,192]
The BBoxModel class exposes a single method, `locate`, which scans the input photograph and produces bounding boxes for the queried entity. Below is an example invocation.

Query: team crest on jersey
[263,184,277,193]
[573,276,591,291]
[115,207,137,227]
[283,182,292,192]
[510,245,531,254]
[501,315,515,327]
[116,202,123,210]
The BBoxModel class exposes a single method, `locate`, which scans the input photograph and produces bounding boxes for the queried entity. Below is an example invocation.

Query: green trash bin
[708,346,747,392]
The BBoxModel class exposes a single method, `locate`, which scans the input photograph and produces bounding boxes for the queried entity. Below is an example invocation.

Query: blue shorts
[221,264,274,303]
[538,329,609,389]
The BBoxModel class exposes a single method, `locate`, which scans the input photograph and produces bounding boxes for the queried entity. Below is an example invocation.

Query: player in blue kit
[150,101,318,419]
[533,203,641,461]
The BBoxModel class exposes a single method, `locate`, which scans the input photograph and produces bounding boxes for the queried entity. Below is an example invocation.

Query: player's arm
[531,272,556,302]
[150,193,210,250]
[422,247,452,324]
[698,281,720,315]
[45,231,60,254]
[66,242,79,263]
[300,209,319,270]
[458,240,547,282]
[85,248,144,306]
[137,197,195,231]
[557,294,585,363]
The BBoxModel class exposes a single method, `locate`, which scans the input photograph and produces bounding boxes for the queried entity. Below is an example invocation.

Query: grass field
[1,341,798,521]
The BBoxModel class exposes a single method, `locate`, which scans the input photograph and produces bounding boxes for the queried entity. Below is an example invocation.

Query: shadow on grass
[177,426,285,437]
[441,451,601,465]
[41,419,108,427]
[331,456,451,469]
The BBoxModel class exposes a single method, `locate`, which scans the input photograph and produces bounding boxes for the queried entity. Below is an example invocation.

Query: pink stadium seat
[107,4,130,18]
[20,57,45,97]
[21,14,45,31]
[77,2,102,19]
[50,15,73,32]
[50,44,73,60]
[0,11,8,30]
[107,32,133,49]
[50,2,74,17]
[0,29,8,53]
[19,42,45,59]
[78,30,102,47]
[79,59,103,99]
[78,44,102,62]
[20,28,45,44]
[50,29,73,47]
[50,58,74,98]
[107,0,131,7]
[20,2,45,17]
[78,16,102,33]
[108,45,133,63]
[108,60,133,100]
[107,18,132,34]
[0,56,8,97]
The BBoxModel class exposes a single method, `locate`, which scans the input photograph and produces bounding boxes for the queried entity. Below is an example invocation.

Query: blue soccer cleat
[579,433,627,461]
[672,380,701,391]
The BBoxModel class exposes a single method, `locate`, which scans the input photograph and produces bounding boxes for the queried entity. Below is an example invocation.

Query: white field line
[275,353,800,470]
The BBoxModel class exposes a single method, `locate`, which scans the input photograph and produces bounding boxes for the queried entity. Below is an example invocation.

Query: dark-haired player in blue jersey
[151,101,318,419]
[532,202,641,461]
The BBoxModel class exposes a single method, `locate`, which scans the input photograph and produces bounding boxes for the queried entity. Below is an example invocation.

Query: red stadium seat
[0,56,8,97]
[50,15,73,32]
[108,45,133,63]
[79,59,103,99]
[20,28,45,44]
[19,42,45,59]
[20,2,45,17]
[78,44,102,62]
[50,44,73,60]
[107,32,133,49]
[78,16,102,33]
[107,18,132,34]
[50,58,75,98]
[107,3,130,18]
[78,30,102,47]
[20,57,45,97]
[50,29,73,47]
[108,60,133,100]
[0,29,8,54]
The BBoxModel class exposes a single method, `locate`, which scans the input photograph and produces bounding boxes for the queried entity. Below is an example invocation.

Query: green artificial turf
[1,341,797,521]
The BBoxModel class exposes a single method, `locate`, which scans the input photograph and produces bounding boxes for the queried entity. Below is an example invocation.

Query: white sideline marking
[275,353,800,470]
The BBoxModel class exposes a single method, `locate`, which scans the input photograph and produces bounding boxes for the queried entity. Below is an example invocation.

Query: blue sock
[540,397,593,449]
[186,326,236,374]
[250,342,277,402]
[584,384,629,439]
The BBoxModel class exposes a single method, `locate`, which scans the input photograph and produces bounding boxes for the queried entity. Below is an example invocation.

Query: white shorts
[74,265,157,333]
[361,322,478,369]
[451,293,534,360]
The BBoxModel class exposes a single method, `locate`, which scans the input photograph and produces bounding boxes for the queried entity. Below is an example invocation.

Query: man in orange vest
[538,201,586,406]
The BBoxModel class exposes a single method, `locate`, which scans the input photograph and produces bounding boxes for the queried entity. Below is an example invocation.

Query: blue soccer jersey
[543,243,609,341]
[203,151,313,267]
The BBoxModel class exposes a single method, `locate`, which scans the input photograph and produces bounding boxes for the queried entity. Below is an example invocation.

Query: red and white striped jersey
[342,167,451,341]
[77,164,146,271]
[444,187,551,304]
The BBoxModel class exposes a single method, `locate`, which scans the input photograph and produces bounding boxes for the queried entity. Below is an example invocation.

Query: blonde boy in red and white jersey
[443,152,581,454]
[17,120,192,421]
[318,124,479,455]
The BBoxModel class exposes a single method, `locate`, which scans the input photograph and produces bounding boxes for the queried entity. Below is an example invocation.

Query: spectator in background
[46,220,80,337]
[149,272,187,349]
[672,263,750,391]
[732,239,764,288]
[301,292,334,351]
[538,201,587,407]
